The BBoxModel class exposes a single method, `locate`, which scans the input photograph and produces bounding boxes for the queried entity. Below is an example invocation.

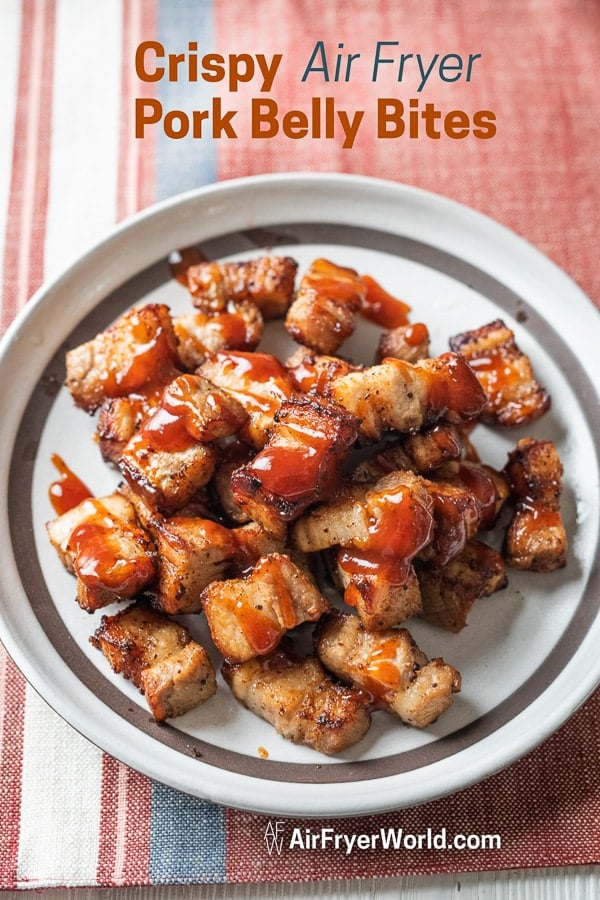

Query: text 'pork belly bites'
[449,319,551,427]
[315,612,461,728]
[202,553,329,662]
[91,602,216,722]
[222,642,371,755]
[503,437,567,572]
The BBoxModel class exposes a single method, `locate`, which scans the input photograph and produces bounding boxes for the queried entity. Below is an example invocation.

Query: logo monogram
[264,820,285,856]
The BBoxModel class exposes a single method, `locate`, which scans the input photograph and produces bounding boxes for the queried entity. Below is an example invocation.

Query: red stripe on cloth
[117,0,157,221]
[225,690,600,881]
[0,0,56,335]
[0,651,27,890]
[96,755,153,887]
[213,0,600,309]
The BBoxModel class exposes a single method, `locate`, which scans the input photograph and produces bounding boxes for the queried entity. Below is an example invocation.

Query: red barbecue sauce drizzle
[360,275,411,329]
[362,638,404,703]
[222,565,297,656]
[338,483,434,588]
[48,454,93,515]
[403,322,429,347]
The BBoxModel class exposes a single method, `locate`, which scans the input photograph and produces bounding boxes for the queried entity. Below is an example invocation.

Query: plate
[1,173,599,817]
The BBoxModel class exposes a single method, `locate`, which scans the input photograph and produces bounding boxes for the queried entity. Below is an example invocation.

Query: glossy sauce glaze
[67,502,155,595]
[48,454,93,515]
[360,274,411,329]
[339,482,434,586]
[103,314,180,398]
[454,461,499,529]
[426,352,488,420]
[301,258,365,308]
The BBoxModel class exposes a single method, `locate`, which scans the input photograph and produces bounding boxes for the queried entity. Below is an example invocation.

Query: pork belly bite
[417,539,507,632]
[293,471,434,629]
[46,494,156,612]
[222,644,371,754]
[118,374,247,514]
[449,319,550,427]
[376,322,430,363]
[201,553,329,662]
[65,304,180,414]
[315,612,461,728]
[91,602,216,722]
[331,352,487,440]
[173,302,264,370]
[198,351,296,448]
[230,396,360,539]
[285,258,366,354]
[285,347,358,395]
[153,517,238,614]
[400,423,467,473]
[187,255,297,319]
[503,437,567,572]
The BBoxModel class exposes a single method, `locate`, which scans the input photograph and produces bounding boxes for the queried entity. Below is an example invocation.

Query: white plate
[1,173,599,817]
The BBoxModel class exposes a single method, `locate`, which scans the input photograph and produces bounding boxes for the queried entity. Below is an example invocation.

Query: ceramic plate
[1,174,599,817]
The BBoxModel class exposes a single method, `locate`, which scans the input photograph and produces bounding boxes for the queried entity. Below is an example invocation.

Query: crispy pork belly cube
[293,471,434,629]
[376,322,430,363]
[97,394,159,463]
[173,302,263,370]
[91,602,216,722]
[417,539,507,632]
[198,351,296,448]
[285,347,358,395]
[231,521,286,570]
[292,471,434,555]
[201,553,329,662]
[285,258,366,354]
[211,442,253,524]
[119,437,217,516]
[187,256,297,319]
[222,645,371,754]
[401,423,466,473]
[47,495,156,612]
[331,352,487,441]
[65,304,179,413]
[230,396,360,539]
[449,319,550,426]
[336,559,423,631]
[419,479,482,566]
[503,438,567,572]
[153,517,238,614]
[315,612,461,728]
[47,493,135,572]
[118,374,247,515]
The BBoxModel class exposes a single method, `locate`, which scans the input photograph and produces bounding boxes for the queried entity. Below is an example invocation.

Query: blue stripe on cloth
[155,0,216,199]
[149,782,227,883]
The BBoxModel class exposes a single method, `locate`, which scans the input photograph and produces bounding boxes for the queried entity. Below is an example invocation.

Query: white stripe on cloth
[44,0,122,278]
[17,684,104,888]
[0,0,21,289]
[16,0,124,888]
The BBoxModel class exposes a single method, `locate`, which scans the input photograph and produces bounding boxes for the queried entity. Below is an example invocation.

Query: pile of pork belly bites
[46,253,568,754]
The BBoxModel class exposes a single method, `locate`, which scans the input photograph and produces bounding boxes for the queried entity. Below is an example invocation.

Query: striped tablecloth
[1,0,599,889]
